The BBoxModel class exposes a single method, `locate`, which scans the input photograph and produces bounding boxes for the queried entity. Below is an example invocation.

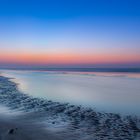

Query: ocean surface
[0,69,140,116]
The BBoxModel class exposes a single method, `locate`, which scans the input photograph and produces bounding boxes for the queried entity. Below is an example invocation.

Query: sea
[0,68,140,116]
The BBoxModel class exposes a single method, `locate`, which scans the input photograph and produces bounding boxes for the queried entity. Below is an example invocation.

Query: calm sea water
[1,69,140,115]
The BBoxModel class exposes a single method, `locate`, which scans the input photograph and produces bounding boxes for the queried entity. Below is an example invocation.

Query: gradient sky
[0,0,140,68]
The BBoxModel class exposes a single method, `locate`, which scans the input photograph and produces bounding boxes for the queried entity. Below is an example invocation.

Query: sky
[0,0,140,68]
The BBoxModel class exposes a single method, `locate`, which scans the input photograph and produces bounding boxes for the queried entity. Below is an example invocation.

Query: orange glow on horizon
[0,50,139,66]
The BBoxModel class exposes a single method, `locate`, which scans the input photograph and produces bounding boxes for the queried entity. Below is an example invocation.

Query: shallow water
[1,70,140,115]
[0,75,140,140]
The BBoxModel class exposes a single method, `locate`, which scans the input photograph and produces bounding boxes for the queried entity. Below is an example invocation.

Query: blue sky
[0,0,140,67]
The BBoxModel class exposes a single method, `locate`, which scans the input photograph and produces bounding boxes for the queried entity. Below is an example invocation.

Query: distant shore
[1,67,140,73]
[0,75,140,140]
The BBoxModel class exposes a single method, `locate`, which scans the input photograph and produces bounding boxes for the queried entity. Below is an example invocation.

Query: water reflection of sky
[1,70,140,115]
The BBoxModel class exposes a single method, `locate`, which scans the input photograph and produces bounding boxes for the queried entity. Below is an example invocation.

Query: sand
[0,75,140,140]
[0,112,62,140]
[0,111,62,140]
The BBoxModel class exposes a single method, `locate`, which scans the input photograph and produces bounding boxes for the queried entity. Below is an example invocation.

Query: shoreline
[0,75,140,139]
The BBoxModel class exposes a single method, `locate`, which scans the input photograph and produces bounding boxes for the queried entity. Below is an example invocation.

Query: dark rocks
[8,128,18,135]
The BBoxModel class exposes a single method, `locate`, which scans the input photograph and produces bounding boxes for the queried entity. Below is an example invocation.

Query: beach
[0,76,63,140]
[0,0,139,139]
[0,75,140,140]
[0,113,62,140]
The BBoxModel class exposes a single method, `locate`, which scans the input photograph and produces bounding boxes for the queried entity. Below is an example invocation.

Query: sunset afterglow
[0,0,140,68]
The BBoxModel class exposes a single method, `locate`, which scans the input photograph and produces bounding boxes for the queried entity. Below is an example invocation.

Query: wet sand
[0,115,62,140]
[0,76,140,140]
